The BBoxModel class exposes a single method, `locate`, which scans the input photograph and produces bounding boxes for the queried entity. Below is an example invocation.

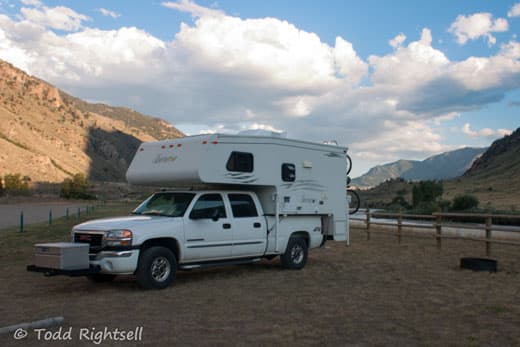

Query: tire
[136,246,177,289]
[87,273,116,283]
[281,237,308,270]
[346,154,352,176]
[347,189,360,215]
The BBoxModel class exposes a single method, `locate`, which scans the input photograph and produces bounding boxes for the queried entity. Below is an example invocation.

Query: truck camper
[28,134,351,289]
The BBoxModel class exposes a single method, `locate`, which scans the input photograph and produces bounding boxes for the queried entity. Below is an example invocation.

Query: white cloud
[21,5,90,31]
[389,33,406,48]
[433,112,460,125]
[508,3,520,17]
[161,0,223,18]
[462,123,512,138]
[0,1,519,172]
[98,8,121,19]
[21,0,42,6]
[448,13,508,46]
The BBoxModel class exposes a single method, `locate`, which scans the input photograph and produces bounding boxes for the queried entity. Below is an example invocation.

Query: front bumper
[90,249,140,275]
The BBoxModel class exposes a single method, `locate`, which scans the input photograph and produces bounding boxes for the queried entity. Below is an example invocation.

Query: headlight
[104,229,133,247]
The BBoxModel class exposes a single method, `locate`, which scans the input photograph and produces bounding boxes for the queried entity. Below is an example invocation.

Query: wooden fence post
[397,209,402,244]
[435,214,442,250]
[485,216,492,256]
[366,208,371,241]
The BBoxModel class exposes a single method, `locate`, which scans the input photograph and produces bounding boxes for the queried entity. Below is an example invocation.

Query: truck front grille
[74,232,104,251]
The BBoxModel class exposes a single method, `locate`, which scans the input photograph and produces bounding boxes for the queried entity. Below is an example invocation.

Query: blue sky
[0,0,519,177]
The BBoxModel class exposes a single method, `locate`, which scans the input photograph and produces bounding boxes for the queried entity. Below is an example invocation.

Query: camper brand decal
[153,154,177,164]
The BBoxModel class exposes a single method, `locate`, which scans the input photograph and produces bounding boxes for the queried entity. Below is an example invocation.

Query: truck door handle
[254,222,261,228]
[223,223,231,229]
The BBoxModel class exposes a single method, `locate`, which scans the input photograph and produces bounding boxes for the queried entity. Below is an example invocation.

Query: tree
[4,173,30,195]
[60,173,93,199]
[412,180,443,207]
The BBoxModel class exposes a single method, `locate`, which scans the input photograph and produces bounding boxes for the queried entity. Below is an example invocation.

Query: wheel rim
[290,244,304,264]
[150,256,171,282]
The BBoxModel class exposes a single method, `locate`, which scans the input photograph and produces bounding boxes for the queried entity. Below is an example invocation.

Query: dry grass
[1,224,520,346]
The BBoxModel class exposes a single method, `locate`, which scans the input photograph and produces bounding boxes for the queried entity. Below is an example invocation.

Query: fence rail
[351,209,520,256]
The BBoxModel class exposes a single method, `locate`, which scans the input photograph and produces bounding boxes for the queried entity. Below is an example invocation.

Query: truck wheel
[281,237,308,270]
[87,274,116,283]
[136,247,177,289]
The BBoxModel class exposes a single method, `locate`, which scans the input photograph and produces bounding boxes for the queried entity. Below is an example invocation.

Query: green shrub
[4,173,31,195]
[451,194,479,211]
[389,196,411,210]
[60,173,95,199]
[411,201,440,215]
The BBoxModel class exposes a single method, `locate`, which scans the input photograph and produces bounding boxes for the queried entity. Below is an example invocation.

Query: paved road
[0,202,90,230]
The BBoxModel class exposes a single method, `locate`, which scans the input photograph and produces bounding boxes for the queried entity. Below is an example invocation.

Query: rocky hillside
[464,127,520,178]
[352,147,486,188]
[0,59,183,183]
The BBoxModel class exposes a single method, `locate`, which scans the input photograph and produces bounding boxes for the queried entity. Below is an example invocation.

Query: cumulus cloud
[161,0,223,18]
[20,5,90,31]
[0,0,518,172]
[448,12,508,46]
[389,33,406,48]
[508,3,520,18]
[98,8,121,19]
[462,123,512,138]
[21,0,42,6]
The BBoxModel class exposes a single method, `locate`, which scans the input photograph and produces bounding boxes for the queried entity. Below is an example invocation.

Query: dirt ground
[1,227,519,346]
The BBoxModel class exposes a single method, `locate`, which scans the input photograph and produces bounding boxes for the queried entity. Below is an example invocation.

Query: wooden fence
[350,209,520,256]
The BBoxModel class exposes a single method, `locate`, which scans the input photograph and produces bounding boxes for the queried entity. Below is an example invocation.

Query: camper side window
[228,194,258,218]
[282,163,296,182]
[226,152,254,172]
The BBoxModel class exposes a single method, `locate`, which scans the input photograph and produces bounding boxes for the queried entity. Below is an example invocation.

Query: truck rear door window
[226,152,254,172]
[228,194,258,218]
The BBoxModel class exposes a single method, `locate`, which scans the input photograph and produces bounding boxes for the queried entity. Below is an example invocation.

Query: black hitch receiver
[26,265,101,277]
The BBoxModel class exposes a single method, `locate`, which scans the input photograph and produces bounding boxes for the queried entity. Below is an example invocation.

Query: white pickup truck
[72,190,323,289]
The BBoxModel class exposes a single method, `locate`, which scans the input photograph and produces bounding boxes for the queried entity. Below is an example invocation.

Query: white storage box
[34,242,89,270]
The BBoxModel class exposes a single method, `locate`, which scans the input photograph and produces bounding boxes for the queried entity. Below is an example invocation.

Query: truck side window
[189,194,227,219]
[228,194,258,218]
[282,163,296,182]
[226,151,254,172]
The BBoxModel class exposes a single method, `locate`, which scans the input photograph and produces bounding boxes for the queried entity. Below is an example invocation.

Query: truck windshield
[132,192,195,217]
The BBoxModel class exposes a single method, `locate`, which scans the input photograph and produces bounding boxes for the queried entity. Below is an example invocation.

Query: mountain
[0,59,183,183]
[464,127,520,178]
[351,147,487,188]
[351,160,416,188]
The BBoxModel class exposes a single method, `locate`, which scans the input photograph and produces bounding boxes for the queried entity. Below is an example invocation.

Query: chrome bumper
[90,249,140,275]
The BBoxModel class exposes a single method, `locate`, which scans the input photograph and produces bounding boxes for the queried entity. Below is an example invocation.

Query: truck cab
[73,190,323,289]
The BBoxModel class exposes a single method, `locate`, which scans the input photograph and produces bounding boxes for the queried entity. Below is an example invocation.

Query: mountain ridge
[352,147,487,188]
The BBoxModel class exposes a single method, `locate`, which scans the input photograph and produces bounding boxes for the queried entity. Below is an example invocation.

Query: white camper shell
[126,134,349,242]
